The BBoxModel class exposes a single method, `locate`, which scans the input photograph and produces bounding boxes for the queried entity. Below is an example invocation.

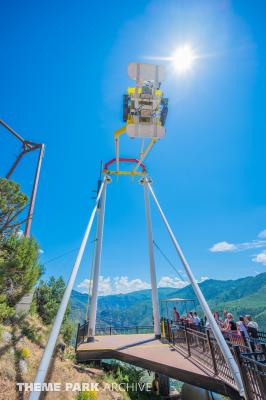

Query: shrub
[22,324,35,341]
[17,347,30,360]
[60,319,75,345]
[75,390,97,400]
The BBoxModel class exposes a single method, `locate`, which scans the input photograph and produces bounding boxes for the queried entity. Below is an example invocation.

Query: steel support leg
[29,179,107,400]
[25,144,45,237]
[143,178,161,338]
[88,180,107,338]
[147,181,245,397]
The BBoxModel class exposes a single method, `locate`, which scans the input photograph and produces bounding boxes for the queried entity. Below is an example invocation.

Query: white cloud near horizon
[77,276,151,296]
[77,274,209,296]
[197,276,209,283]
[158,276,188,289]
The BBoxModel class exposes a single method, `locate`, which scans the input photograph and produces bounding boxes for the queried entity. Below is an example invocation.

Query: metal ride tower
[0,119,45,238]
[30,63,245,399]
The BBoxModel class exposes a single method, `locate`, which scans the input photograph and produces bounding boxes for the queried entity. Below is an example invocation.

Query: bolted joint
[139,176,152,185]
[105,175,112,183]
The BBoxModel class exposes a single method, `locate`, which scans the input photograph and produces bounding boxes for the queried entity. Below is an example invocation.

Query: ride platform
[76,333,241,399]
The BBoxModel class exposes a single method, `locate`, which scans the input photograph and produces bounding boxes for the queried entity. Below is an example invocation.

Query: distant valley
[70,272,266,331]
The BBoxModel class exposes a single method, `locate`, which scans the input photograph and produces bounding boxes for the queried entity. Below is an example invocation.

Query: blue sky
[1,0,266,295]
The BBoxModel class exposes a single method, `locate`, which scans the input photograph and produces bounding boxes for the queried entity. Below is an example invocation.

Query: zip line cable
[43,240,96,266]
[153,240,185,282]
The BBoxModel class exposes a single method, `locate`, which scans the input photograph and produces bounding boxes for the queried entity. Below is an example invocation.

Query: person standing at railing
[245,315,259,334]
[245,315,259,350]
[192,312,201,331]
[236,316,249,340]
[173,306,180,323]
[221,313,237,332]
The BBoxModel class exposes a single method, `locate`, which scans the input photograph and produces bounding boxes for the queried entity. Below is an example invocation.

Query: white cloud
[258,229,266,239]
[113,276,151,294]
[209,241,237,252]
[210,231,266,267]
[238,240,266,250]
[77,276,112,296]
[77,275,193,296]
[16,230,24,238]
[197,276,209,283]
[77,276,151,296]
[209,240,266,253]
[252,251,266,266]
[158,276,188,289]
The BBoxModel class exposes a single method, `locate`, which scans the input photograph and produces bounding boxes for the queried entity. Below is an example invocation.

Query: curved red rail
[103,157,147,173]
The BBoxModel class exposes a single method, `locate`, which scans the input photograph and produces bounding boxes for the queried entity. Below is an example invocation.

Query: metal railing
[169,323,236,385]
[75,318,266,399]
[234,347,266,400]
[75,320,154,350]
[162,318,266,400]
[258,331,266,342]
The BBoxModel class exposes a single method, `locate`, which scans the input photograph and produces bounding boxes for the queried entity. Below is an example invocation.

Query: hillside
[70,272,266,330]
[71,288,176,328]
[0,315,150,400]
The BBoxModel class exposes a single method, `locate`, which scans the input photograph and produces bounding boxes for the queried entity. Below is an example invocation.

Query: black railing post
[254,344,266,398]
[172,330,175,345]
[109,325,112,335]
[75,323,80,351]
[234,346,253,400]
[184,326,191,357]
[168,320,172,342]
[136,326,139,334]
[164,319,167,338]
[206,329,218,375]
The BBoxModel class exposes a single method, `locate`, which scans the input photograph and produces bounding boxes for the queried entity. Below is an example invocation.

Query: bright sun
[171,45,195,73]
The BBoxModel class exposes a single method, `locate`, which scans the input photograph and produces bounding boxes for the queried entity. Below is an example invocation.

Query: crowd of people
[172,307,259,339]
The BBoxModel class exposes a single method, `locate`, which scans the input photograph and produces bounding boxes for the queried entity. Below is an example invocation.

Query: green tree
[35,276,74,344]
[0,235,42,307]
[0,178,28,238]
[35,276,67,324]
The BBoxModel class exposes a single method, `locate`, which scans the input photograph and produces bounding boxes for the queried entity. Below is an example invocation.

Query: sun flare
[171,45,196,73]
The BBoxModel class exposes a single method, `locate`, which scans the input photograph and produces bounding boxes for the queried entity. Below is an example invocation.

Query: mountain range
[70,272,266,331]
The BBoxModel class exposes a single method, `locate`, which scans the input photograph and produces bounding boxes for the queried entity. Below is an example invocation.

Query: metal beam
[25,144,45,237]
[6,148,32,179]
[133,138,157,172]
[0,118,28,144]
[88,179,108,338]
[143,178,161,338]
[29,178,107,400]
[146,181,245,398]
[1,119,44,236]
